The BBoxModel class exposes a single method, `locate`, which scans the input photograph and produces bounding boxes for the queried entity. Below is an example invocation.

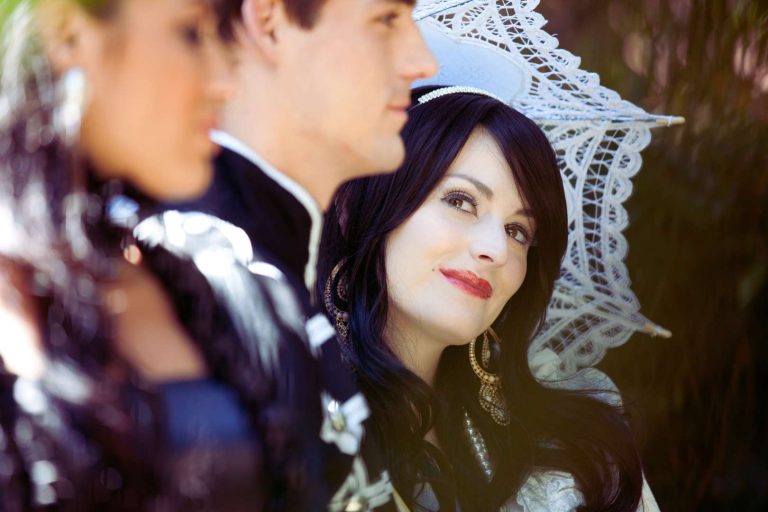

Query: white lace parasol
[413,0,682,375]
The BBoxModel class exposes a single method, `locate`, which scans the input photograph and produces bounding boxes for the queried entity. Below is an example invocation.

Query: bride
[321,86,660,511]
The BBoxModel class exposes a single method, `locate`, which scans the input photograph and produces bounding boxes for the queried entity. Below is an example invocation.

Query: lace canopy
[414,0,682,375]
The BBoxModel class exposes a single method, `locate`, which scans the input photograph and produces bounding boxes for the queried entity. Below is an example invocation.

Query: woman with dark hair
[0,1,369,510]
[320,86,660,511]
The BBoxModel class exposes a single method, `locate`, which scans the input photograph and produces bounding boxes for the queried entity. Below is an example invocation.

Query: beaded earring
[468,328,510,426]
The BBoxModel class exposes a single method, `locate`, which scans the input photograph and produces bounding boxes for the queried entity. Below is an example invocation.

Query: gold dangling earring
[481,331,491,368]
[469,328,510,426]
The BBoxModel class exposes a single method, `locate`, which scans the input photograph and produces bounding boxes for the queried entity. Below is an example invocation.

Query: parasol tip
[655,116,686,127]
[643,321,672,338]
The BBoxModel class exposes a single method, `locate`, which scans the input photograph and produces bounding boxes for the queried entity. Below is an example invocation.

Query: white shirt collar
[210,130,323,292]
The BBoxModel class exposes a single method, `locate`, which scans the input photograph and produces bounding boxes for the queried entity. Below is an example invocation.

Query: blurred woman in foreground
[0,1,310,509]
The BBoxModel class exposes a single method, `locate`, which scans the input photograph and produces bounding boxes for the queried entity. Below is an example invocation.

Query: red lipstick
[439,268,492,300]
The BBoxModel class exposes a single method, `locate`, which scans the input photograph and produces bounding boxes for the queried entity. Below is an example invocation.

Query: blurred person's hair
[0,2,253,509]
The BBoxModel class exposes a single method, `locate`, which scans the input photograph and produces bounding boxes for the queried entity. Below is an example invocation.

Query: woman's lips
[439,268,493,299]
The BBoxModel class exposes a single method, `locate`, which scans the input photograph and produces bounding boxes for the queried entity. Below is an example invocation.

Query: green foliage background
[0,0,22,22]
[539,0,768,509]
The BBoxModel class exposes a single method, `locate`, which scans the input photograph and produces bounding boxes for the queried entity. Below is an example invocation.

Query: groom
[167,0,436,509]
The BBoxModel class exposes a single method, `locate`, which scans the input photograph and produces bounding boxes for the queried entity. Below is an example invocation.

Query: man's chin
[339,138,406,181]
[370,138,406,174]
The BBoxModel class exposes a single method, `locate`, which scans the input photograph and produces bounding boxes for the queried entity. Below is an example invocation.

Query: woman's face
[71,0,234,200]
[385,127,536,347]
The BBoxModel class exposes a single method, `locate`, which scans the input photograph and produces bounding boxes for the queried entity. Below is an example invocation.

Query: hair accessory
[55,67,88,145]
[324,259,350,344]
[416,86,504,106]
[469,328,510,426]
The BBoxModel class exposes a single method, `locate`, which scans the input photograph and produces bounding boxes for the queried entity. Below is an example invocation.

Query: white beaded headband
[416,85,505,105]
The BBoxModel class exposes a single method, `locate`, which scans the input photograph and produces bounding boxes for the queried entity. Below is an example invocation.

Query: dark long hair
[319,87,643,510]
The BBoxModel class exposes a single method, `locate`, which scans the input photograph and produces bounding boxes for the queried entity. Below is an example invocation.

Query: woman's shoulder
[504,470,584,512]
[520,350,661,512]
[506,469,661,512]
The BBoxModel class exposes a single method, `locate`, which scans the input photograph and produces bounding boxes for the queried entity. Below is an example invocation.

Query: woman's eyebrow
[516,208,535,218]
[447,173,534,217]
[509,202,534,217]
[449,173,494,199]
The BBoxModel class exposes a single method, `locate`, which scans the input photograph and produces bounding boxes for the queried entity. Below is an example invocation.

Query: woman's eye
[179,24,203,46]
[506,224,533,246]
[442,191,477,214]
[376,12,399,27]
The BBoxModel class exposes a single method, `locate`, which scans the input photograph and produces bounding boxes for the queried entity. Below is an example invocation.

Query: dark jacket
[159,134,394,511]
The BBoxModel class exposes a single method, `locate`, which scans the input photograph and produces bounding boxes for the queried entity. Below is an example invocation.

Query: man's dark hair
[215,0,327,41]
[212,0,245,41]
[283,0,417,29]
[282,0,327,28]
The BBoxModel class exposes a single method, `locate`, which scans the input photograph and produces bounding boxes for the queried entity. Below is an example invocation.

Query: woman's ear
[37,0,98,73]
[36,0,80,71]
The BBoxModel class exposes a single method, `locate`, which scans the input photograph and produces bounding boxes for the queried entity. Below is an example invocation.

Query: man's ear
[239,0,282,62]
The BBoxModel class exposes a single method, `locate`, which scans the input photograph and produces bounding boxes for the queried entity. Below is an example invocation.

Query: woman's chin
[440,327,486,348]
[138,163,212,202]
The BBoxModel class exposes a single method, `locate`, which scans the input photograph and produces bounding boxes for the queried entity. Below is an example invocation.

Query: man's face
[275,0,437,179]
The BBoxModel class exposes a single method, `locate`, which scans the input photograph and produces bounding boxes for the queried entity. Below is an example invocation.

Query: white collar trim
[211,130,322,292]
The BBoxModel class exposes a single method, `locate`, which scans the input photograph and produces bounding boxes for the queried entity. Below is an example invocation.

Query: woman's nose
[468,219,509,267]
[206,42,237,104]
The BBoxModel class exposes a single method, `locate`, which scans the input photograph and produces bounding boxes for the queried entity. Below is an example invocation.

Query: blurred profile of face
[385,128,537,348]
[74,0,234,200]
[276,0,438,178]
